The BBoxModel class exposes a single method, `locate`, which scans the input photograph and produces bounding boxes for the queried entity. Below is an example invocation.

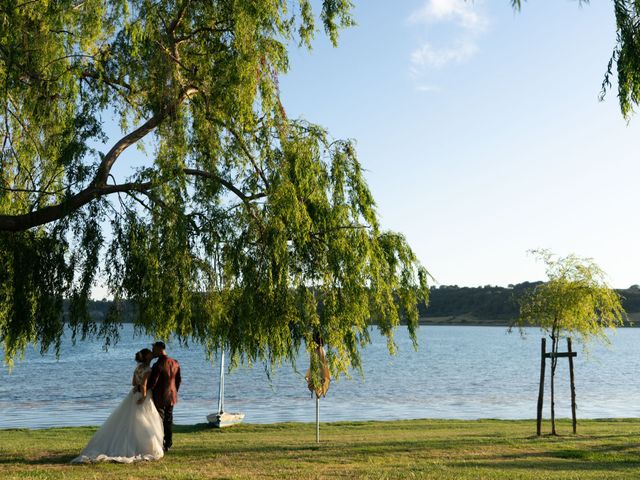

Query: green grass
[1,419,640,479]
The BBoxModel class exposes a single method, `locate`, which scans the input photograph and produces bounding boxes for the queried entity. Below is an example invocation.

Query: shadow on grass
[485,441,640,461]
[173,423,212,434]
[452,459,640,473]
[114,422,640,460]
[167,437,463,457]
[4,421,639,470]
[0,453,76,465]
[448,440,640,473]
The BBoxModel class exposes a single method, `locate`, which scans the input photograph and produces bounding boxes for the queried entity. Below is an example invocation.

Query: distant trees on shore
[81,284,640,324]
[421,283,639,322]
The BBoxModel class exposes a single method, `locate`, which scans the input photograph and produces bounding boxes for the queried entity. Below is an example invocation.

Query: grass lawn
[1,418,640,479]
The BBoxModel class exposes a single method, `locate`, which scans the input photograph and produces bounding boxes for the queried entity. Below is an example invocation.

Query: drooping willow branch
[0,87,199,232]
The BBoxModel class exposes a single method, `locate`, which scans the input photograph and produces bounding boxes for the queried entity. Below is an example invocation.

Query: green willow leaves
[516,249,625,346]
[0,1,429,373]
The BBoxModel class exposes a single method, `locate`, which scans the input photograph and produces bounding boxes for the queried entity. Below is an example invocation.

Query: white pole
[217,351,225,414]
[315,396,320,443]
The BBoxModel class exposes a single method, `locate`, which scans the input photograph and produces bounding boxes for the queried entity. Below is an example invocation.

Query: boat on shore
[207,351,245,428]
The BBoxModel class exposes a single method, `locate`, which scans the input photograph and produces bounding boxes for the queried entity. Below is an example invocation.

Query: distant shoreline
[417,313,639,328]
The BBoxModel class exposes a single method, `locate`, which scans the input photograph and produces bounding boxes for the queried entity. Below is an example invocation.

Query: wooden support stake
[537,337,546,436]
[544,352,577,359]
[567,337,577,434]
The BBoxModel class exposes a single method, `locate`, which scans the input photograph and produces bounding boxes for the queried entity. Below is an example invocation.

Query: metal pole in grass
[316,396,320,443]
[306,335,330,444]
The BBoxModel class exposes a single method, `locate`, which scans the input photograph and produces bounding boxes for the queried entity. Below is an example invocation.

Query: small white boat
[207,351,245,428]
[207,411,246,428]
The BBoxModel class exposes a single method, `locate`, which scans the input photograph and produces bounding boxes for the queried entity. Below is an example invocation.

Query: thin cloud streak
[410,39,478,70]
[415,84,441,92]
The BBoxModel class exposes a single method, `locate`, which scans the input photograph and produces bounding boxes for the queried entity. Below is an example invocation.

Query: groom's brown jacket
[148,355,182,408]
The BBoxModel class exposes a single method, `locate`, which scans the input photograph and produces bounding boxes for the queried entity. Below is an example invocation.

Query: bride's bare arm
[136,371,151,405]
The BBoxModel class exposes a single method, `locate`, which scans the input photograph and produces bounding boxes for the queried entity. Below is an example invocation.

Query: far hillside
[80,283,640,326]
[421,283,640,326]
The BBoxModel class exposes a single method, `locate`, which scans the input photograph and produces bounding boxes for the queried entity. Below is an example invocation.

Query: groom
[148,341,182,452]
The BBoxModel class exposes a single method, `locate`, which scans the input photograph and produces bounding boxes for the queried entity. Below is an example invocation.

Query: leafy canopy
[0,1,429,371]
[516,250,625,344]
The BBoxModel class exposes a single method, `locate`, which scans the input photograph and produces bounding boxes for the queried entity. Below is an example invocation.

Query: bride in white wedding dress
[71,348,164,463]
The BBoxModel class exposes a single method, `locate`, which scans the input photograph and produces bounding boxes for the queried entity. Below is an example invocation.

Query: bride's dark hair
[135,348,152,363]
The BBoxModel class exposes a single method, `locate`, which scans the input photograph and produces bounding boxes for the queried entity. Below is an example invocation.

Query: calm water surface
[1,325,639,428]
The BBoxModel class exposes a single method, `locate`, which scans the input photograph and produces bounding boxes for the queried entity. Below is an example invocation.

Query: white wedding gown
[71,364,164,463]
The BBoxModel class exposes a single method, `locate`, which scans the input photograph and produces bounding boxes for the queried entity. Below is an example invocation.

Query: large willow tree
[0,1,429,370]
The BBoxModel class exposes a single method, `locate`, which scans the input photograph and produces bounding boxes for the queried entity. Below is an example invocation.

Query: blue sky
[277,0,640,288]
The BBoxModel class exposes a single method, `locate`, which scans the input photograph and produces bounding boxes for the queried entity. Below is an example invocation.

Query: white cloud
[415,84,441,93]
[408,0,488,86]
[408,0,488,32]
[410,39,478,70]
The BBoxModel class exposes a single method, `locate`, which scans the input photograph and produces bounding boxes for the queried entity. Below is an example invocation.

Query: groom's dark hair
[153,341,166,350]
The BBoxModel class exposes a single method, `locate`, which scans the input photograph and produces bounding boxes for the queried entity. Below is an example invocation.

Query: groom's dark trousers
[156,405,174,450]
[148,355,181,451]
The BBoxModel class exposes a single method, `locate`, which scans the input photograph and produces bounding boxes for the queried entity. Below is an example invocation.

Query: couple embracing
[72,341,181,464]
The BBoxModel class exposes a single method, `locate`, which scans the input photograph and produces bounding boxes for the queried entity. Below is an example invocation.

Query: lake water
[1,325,639,429]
